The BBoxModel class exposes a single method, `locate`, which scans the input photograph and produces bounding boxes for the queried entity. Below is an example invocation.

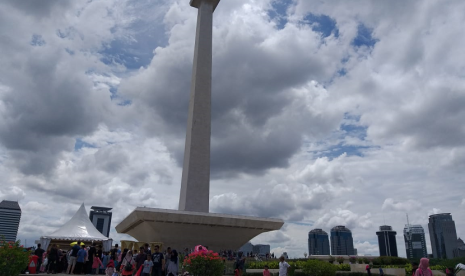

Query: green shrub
[0,238,29,276]
[337,257,345,264]
[349,257,357,264]
[247,260,307,269]
[358,259,363,264]
[429,258,465,269]
[335,264,351,271]
[302,259,338,276]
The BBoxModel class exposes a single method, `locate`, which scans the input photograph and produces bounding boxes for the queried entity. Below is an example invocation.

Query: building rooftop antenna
[406,213,412,239]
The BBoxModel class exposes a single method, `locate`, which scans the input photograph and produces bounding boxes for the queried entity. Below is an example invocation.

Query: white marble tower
[179,0,220,213]
[116,0,284,251]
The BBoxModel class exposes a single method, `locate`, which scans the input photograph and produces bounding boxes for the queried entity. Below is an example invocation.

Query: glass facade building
[404,224,427,259]
[428,213,458,259]
[0,200,21,242]
[308,228,330,255]
[376,225,398,257]
[330,226,355,255]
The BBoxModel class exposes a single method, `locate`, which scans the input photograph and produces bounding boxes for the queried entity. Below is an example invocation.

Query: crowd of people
[30,242,181,276]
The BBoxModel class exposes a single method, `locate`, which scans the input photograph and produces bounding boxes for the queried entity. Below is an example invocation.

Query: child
[106,256,115,276]
[142,254,153,276]
[101,252,109,274]
[263,265,271,276]
[92,255,103,275]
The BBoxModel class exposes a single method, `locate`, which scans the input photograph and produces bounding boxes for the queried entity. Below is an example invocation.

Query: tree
[0,238,30,276]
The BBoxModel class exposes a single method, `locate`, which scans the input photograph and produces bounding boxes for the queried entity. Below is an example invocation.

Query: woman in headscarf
[167,249,179,276]
[120,250,136,276]
[415,258,433,276]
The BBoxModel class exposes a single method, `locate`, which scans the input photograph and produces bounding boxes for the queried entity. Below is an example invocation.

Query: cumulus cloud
[210,182,334,221]
[382,198,421,212]
[314,209,373,230]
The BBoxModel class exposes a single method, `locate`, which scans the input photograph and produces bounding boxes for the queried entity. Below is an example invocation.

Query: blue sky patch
[340,123,367,140]
[303,13,339,38]
[99,19,167,70]
[268,0,292,29]
[74,138,95,151]
[352,23,378,47]
[31,34,46,46]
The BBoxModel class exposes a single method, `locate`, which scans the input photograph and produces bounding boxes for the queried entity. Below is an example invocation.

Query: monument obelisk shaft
[179,0,220,213]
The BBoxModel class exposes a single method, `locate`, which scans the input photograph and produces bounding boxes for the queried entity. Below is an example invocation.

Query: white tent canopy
[40,203,113,251]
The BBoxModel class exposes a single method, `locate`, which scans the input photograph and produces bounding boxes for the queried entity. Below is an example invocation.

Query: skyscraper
[253,244,271,256]
[331,226,355,255]
[428,213,458,259]
[404,224,427,259]
[89,206,112,237]
[455,238,465,257]
[0,200,21,242]
[308,229,330,255]
[376,225,398,257]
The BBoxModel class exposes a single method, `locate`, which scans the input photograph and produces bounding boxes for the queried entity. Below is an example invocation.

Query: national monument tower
[116,0,284,251]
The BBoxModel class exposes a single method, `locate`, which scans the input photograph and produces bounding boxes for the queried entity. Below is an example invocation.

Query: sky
[0,0,464,258]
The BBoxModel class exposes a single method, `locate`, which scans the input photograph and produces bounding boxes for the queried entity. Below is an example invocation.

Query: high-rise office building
[376,225,398,257]
[253,244,271,256]
[89,206,112,237]
[0,200,21,242]
[455,238,465,257]
[428,213,458,259]
[331,226,355,255]
[308,228,330,255]
[239,242,253,253]
[404,224,427,259]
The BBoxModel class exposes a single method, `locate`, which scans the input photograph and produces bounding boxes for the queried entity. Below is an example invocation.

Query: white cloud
[382,198,421,212]
[314,209,373,230]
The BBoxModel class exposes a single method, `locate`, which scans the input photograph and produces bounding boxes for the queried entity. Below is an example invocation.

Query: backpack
[124,260,133,271]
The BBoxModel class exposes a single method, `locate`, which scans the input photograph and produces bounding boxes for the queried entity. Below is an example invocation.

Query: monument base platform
[115,207,284,251]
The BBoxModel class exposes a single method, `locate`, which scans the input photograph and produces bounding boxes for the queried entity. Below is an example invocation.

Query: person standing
[142,255,153,276]
[135,246,147,273]
[91,255,103,275]
[35,243,45,273]
[411,262,419,276]
[235,252,245,276]
[67,242,81,274]
[111,244,121,271]
[366,264,372,276]
[121,251,135,276]
[47,244,59,274]
[76,245,87,274]
[415,258,433,276]
[164,247,172,276]
[278,256,290,276]
[87,243,96,274]
[151,245,165,276]
[263,265,271,276]
[144,243,152,255]
[167,250,178,276]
